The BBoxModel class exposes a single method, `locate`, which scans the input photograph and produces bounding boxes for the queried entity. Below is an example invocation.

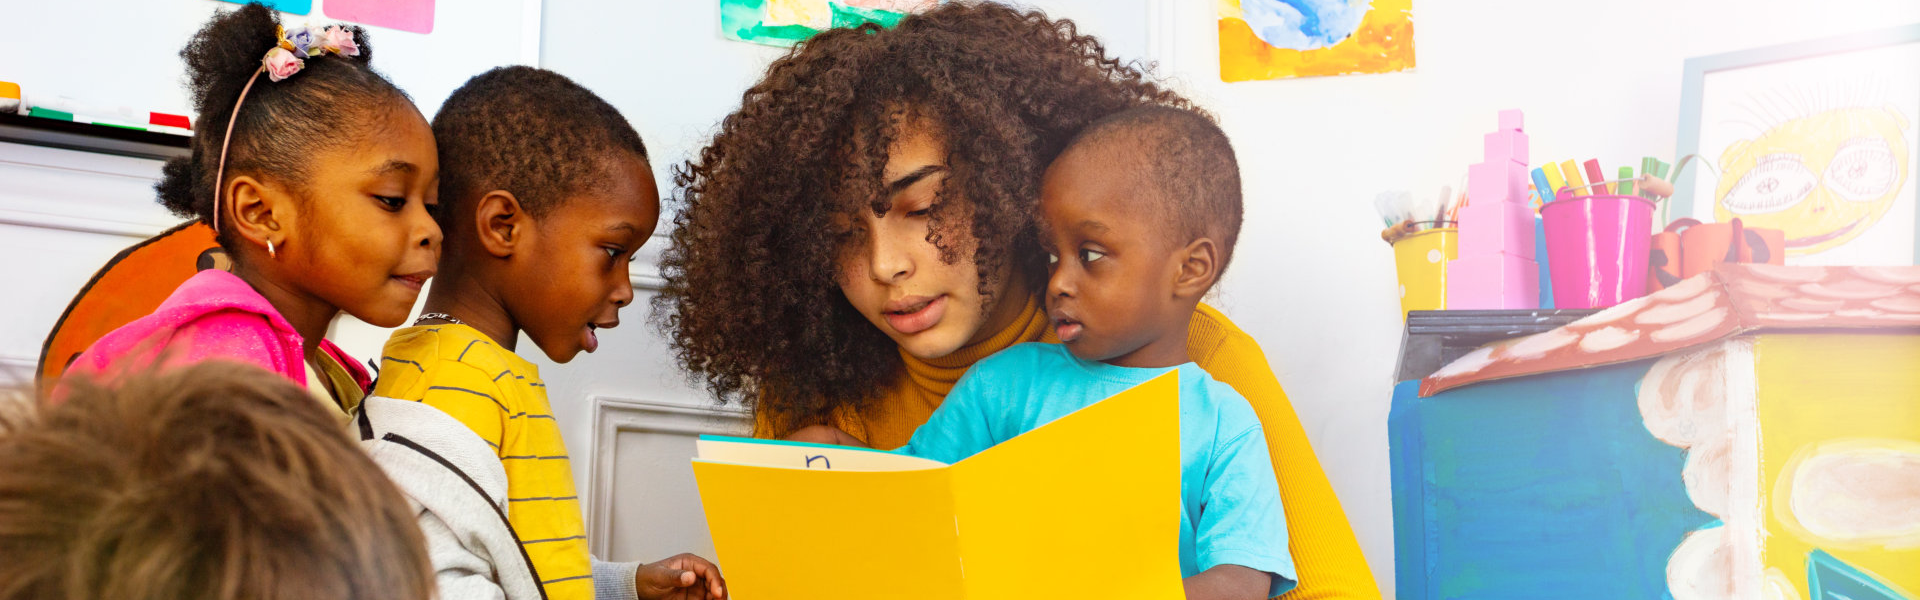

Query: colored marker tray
[0,112,189,161]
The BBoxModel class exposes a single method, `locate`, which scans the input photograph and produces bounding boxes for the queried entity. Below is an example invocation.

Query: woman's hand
[785,425,869,447]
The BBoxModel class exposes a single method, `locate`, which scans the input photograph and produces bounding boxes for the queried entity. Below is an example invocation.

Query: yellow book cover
[692,371,1186,600]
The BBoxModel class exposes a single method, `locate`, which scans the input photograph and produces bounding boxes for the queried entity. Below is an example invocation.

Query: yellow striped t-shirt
[372,324,591,600]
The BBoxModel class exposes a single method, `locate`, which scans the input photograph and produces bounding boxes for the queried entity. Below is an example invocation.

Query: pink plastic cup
[1541,194,1656,309]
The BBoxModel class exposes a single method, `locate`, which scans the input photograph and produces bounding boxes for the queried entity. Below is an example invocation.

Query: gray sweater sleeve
[420,505,509,600]
[592,556,642,600]
[357,397,547,600]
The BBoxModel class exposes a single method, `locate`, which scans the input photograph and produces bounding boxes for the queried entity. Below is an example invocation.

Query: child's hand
[634,553,727,599]
[785,425,869,447]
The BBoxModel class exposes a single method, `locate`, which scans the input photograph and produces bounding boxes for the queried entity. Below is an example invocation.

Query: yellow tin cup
[1393,226,1457,318]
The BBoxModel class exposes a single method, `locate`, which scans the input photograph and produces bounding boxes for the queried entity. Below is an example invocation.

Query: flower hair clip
[211,22,362,234]
[262,24,361,82]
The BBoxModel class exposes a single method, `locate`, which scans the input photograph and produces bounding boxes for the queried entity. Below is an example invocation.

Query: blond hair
[0,362,432,600]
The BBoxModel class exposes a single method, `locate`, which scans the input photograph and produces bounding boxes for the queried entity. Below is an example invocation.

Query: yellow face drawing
[1715,105,1910,255]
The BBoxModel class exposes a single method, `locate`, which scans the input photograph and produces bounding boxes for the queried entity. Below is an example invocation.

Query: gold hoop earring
[267,239,277,259]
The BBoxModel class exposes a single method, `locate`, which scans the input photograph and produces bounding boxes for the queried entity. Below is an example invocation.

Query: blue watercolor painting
[1239,0,1371,51]
[1389,362,1716,600]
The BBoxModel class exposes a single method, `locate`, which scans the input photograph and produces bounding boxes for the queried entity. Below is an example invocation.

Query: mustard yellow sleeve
[416,366,509,453]
[1199,329,1382,599]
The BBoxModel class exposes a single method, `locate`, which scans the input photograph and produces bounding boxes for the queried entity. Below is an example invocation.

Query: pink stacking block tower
[1448,109,1540,309]
[1446,253,1539,309]
[1457,202,1534,259]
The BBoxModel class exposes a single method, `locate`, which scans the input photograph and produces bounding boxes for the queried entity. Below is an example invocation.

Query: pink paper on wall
[325,0,435,34]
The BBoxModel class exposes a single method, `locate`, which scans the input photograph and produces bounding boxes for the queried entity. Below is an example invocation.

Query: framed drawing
[1677,24,1920,266]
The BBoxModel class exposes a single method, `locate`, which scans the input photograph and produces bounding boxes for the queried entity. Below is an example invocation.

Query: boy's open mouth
[1053,316,1083,343]
[582,320,617,353]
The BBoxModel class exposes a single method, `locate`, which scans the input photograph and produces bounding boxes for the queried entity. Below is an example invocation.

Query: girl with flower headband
[58,2,441,419]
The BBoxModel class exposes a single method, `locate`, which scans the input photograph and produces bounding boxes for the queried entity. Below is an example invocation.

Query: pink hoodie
[58,269,370,399]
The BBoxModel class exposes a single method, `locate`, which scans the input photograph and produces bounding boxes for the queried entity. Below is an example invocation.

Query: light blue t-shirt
[896,343,1297,597]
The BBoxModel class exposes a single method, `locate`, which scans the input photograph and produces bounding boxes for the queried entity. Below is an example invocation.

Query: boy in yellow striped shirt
[372,66,725,600]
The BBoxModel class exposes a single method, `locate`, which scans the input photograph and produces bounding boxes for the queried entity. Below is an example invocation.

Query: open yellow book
[692,371,1185,600]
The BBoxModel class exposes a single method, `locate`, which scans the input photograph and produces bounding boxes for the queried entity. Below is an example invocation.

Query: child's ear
[227,175,288,256]
[1171,237,1219,300]
[474,190,526,258]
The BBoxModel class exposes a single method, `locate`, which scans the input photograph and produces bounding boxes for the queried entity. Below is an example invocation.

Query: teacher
[655,3,1378,598]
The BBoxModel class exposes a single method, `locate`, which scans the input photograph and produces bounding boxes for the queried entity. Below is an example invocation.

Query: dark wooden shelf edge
[0,113,189,161]
[1397,309,1602,382]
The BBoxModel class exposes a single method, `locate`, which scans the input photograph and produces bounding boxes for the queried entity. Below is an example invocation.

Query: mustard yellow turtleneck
[760,296,1381,599]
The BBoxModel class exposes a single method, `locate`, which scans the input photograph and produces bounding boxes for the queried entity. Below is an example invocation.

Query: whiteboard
[0,0,540,126]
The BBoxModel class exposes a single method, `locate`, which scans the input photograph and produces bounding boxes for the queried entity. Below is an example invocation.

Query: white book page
[695,438,949,472]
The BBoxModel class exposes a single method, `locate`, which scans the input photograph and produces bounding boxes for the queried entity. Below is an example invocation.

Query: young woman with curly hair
[654,3,1379,597]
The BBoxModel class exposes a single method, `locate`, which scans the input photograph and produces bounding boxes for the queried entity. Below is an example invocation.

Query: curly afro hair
[153,2,409,250]
[431,66,649,231]
[653,1,1195,434]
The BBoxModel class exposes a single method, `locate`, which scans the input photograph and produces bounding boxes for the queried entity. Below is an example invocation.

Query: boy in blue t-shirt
[793,106,1294,599]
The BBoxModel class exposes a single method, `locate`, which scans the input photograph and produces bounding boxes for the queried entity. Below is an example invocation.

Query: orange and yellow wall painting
[1217,0,1414,82]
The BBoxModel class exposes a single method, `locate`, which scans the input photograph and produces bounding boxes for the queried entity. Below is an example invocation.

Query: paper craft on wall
[1217,0,1414,82]
[325,0,436,34]
[1677,24,1920,266]
[214,0,309,15]
[37,222,224,394]
[217,0,435,31]
[720,0,933,47]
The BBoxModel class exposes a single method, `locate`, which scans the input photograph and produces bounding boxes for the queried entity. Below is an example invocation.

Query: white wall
[0,144,180,387]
